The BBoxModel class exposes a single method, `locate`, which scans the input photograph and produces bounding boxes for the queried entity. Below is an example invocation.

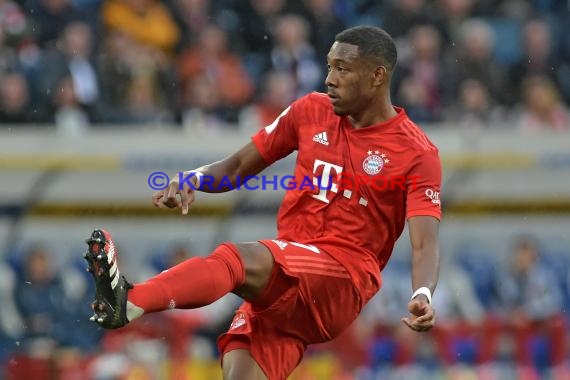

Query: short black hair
[335,26,397,71]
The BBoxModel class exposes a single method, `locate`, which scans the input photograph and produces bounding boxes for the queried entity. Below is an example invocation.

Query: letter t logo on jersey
[311,159,343,204]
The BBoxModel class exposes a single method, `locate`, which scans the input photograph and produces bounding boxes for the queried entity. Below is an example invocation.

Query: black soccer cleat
[84,228,132,329]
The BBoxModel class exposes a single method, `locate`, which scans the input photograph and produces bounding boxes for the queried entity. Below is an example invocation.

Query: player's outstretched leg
[83,231,273,330]
[84,229,134,329]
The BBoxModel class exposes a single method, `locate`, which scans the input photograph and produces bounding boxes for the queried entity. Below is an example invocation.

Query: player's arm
[152,141,269,214]
[402,215,440,332]
[189,141,270,193]
[154,98,301,214]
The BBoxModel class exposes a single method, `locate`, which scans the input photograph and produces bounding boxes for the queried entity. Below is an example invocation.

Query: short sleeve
[406,150,442,220]
[251,101,299,165]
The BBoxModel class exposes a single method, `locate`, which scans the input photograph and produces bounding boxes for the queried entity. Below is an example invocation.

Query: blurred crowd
[1,234,569,379]
[0,241,243,379]
[354,234,570,379]
[0,0,569,134]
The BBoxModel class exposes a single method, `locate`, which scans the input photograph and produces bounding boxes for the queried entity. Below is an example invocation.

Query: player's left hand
[402,296,436,332]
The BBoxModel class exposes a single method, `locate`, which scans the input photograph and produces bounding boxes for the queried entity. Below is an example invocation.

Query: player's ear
[372,65,388,86]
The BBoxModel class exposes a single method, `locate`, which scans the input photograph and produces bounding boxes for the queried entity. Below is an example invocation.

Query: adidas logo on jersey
[313,131,329,145]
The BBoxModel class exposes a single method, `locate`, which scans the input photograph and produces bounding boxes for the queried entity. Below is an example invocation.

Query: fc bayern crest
[363,150,389,175]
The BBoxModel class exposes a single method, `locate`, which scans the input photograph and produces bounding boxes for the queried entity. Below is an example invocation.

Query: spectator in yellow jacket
[102,0,180,57]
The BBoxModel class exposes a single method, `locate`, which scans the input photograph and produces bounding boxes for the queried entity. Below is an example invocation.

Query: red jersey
[251,92,442,299]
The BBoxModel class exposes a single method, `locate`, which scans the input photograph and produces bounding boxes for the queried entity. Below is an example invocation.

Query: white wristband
[181,170,204,190]
[411,287,432,304]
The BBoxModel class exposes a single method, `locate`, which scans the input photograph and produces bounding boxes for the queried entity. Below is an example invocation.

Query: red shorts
[218,239,368,380]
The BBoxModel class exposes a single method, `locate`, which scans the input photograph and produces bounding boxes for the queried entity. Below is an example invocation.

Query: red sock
[128,243,245,313]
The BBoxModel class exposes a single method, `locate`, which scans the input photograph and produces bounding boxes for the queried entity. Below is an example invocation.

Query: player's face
[325,42,377,116]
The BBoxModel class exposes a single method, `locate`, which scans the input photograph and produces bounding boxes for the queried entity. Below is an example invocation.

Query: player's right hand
[152,172,197,215]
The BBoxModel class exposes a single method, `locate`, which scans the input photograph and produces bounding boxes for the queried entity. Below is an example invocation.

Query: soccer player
[85,26,442,380]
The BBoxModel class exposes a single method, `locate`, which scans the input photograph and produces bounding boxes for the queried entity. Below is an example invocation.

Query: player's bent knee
[233,242,275,300]
[223,349,267,380]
